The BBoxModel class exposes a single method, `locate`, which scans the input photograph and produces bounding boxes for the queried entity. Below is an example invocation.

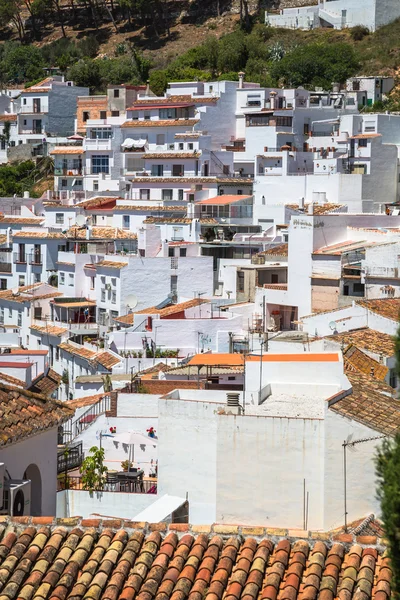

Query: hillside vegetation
[1,0,400,108]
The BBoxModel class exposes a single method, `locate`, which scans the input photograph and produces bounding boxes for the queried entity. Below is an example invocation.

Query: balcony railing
[57,442,83,474]
[18,129,43,135]
[0,263,12,273]
[13,252,26,264]
[57,473,158,494]
[61,394,111,443]
[30,254,42,265]
[54,168,83,176]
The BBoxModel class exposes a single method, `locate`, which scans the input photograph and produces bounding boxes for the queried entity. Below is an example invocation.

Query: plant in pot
[80,446,107,493]
[147,426,156,438]
[121,459,133,471]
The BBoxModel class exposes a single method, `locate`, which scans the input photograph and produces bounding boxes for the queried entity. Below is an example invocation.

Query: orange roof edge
[189,352,340,365]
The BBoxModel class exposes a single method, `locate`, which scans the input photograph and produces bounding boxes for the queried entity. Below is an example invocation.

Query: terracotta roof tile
[343,345,388,381]
[122,120,198,128]
[113,206,185,213]
[0,114,17,122]
[0,373,25,388]
[65,393,108,410]
[0,216,44,225]
[144,153,201,159]
[143,217,216,224]
[286,204,345,215]
[134,298,208,318]
[29,369,62,396]
[50,147,84,155]
[66,227,137,240]
[30,324,68,337]
[95,352,121,370]
[357,299,400,322]
[258,243,288,257]
[94,261,128,269]
[58,342,97,362]
[0,384,72,446]
[329,371,400,436]
[325,328,394,357]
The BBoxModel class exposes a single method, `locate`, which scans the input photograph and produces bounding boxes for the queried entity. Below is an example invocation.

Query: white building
[266,0,400,31]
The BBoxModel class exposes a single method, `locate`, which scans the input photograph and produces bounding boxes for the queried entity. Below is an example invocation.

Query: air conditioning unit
[4,480,31,516]
[0,464,4,510]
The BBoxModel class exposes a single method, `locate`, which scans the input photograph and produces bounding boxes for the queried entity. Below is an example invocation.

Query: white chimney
[308,203,314,215]
[6,227,11,246]
[270,91,277,110]
[299,197,305,210]
[238,72,245,89]
[23,191,29,199]
[86,226,92,240]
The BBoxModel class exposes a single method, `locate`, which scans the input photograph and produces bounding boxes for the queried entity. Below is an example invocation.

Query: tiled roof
[0,383,72,446]
[326,328,395,357]
[30,369,62,396]
[66,227,137,240]
[114,205,185,212]
[286,204,346,215]
[349,134,382,139]
[0,284,62,304]
[122,119,198,128]
[53,299,96,308]
[259,243,288,257]
[12,231,66,239]
[66,392,107,409]
[343,345,388,381]
[30,324,68,337]
[95,351,121,369]
[135,298,208,317]
[76,197,121,209]
[166,365,244,376]
[0,373,25,387]
[0,216,44,225]
[312,241,372,256]
[50,147,84,155]
[196,195,252,206]
[114,313,134,325]
[143,217,217,224]
[144,152,201,159]
[330,371,400,436]
[22,77,53,92]
[0,521,390,600]
[94,260,128,269]
[357,299,400,322]
[58,342,97,361]
[0,114,17,122]
[133,95,218,105]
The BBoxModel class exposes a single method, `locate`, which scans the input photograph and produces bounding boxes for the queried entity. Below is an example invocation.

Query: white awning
[132,494,186,522]
[312,119,340,125]
[122,138,147,148]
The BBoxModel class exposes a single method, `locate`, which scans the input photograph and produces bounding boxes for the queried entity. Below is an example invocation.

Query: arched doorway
[23,464,42,516]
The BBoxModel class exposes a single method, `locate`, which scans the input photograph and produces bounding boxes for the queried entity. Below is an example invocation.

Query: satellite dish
[126,294,138,311]
[76,214,86,227]
[329,321,337,330]
[12,287,20,296]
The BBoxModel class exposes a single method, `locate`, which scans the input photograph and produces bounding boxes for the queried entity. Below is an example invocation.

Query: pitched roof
[0,284,62,304]
[0,216,44,225]
[95,351,121,369]
[0,372,25,388]
[259,243,288,257]
[12,231,66,239]
[0,114,17,122]
[357,299,400,321]
[65,392,108,409]
[0,521,389,600]
[144,152,201,159]
[66,227,137,240]
[143,217,217,224]
[135,299,208,317]
[0,383,72,446]
[30,324,68,337]
[94,260,128,269]
[113,205,186,212]
[286,204,345,215]
[50,147,84,155]
[329,371,400,436]
[58,342,97,361]
[326,328,395,358]
[196,195,252,206]
[121,119,198,128]
[76,197,121,209]
[29,369,62,396]
[134,95,218,105]
[343,345,388,381]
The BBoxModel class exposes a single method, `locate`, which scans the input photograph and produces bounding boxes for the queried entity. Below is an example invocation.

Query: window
[188,143,194,150]
[114,89,120,98]
[23,98,27,105]
[111,310,118,321]
[61,179,68,188]
[160,108,177,120]
[17,311,22,327]
[90,276,95,290]
[353,282,365,295]
[140,189,150,200]
[168,247,175,257]
[18,275,25,286]
[0,279,5,290]
[34,306,42,320]
[33,273,40,283]
[91,155,109,174]
[156,134,165,145]
[0,308,4,325]
[56,213,64,224]
[90,128,112,139]
[56,346,60,361]
[100,111,107,120]
[276,116,293,127]
[178,143,184,150]
[68,273,74,286]
[170,275,178,293]
[162,189,173,201]
[144,112,150,120]
[111,110,120,117]
[83,111,90,122]
[179,248,187,257]
[390,368,397,389]
[172,164,184,177]
[237,271,245,293]
[271,274,279,284]
[8,308,11,318]
[151,165,163,176]
[60,272,65,285]
[93,180,99,191]
[358,139,368,147]
[101,276,106,283]
[111,291,116,304]
[171,257,178,269]
[123,215,130,229]
[178,189,184,201]
[101,289,106,302]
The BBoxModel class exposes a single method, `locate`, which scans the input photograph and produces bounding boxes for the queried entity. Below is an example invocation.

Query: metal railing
[57,473,158,494]
[13,252,26,264]
[62,394,111,443]
[29,254,42,265]
[0,263,12,273]
[57,442,83,474]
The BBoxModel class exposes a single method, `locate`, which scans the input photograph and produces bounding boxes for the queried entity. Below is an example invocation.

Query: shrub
[350,25,370,41]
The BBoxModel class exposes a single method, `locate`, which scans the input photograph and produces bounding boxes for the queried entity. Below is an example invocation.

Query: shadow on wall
[24,463,42,516]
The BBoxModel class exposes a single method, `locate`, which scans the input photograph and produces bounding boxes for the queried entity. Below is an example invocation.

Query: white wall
[57,488,156,519]
[0,427,58,516]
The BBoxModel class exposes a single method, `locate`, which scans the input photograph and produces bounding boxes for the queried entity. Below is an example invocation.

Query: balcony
[14,252,26,264]
[54,168,83,177]
[57,442,83,474]
[57,472,157,494]
[30,253,42,266]
[0,262,12,273]
[84,138,112,151]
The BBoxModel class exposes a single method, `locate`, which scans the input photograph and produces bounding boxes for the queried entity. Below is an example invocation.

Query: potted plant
[109,426,116,434]
[79,446,107,493]
[121,459,132,471]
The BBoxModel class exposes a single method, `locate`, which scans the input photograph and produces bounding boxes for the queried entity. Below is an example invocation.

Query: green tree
[67,59,101,90]
[149,70,168,96]
[376,433,400,599]
[0,0,25,41]
[2,43,44,83]
[80,446,107,492]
